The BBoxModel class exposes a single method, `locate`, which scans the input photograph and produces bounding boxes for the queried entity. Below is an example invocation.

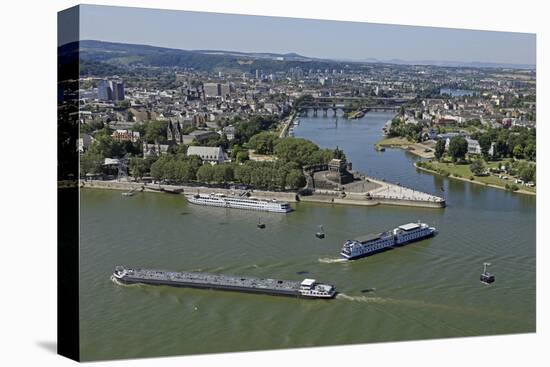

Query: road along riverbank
[80,180,298,202]
[278,112,297,138]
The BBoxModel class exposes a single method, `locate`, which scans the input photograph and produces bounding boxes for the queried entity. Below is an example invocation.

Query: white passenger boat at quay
[341,222,436,260]
[186,193,292,213]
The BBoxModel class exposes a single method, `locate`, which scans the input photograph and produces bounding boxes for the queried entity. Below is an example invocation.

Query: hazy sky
[76,4,536,65]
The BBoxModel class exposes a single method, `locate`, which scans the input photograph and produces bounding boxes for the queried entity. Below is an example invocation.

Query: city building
[167,120,183,144]
[203,83,231,99]
[97,79,125,101]
[143,143,170,158]
[203,83,220,98]
[221,125,236,141]
[97,79,112,101]
[112,81,125,101]
[111,129,140,143]
[186,146,227,164]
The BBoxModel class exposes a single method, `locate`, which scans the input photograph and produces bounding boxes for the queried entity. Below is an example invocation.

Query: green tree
[162,158,177,181]
[494,137,509,158]
[512,144,524,159]
[80,150,104,175]
[524,143,536,161]
[310,149,335,166]
[448,136,468,162]
[273,137,320,167]
[80,120,104,134]
[150,155,171,180]
[212,164,234,183]
[93,128,123,158]
[234,115,279,144]
[286,169,306,189]
[204,134,230,149]
[129,157,148,179]
[234,164,253,184]
[236,150,249,163]
[478,135,492,159]
[469,159,486,176]
[173,161,189,182]
[518,163,536,183]
[434,140,446,161]
[197,164,214,183]
[144,120,168,144]
[248,132,279,155]
[186,155,202,178]
[333,146,346,160]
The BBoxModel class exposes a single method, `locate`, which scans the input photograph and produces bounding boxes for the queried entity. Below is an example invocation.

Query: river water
[80,111,535,361]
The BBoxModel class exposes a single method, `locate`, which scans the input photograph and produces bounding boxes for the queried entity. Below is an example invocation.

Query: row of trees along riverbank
[136,136,344,191]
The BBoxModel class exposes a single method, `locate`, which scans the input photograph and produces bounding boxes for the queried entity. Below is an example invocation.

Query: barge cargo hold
[112,266,336,299]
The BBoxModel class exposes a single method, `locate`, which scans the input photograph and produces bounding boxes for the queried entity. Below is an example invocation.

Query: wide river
[80,111,535,361]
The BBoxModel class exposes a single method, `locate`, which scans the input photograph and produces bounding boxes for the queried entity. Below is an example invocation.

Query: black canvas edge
[57,5,81,362]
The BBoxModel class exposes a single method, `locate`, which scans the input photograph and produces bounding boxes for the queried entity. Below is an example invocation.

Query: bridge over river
[297,96,410,117]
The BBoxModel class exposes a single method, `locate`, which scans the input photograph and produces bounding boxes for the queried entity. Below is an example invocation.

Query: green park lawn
[418,159,536,194]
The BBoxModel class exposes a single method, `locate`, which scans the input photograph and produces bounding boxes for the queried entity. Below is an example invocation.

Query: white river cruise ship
[341,222,436,260]
[186,193,292,213]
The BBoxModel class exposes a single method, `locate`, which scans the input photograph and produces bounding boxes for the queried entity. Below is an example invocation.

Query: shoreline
[343,109,365,120]
[80,180,299,202]
[375,137,435,159]
[278,112,297,138]
[414,163,536,196]
[81,179,445,209]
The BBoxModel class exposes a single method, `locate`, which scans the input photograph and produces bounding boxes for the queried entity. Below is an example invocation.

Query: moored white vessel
[186,193,292,213]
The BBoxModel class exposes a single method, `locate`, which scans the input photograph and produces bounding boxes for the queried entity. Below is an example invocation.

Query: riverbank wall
[299,193,444,208]
[81,178,445,208]
[80,180,298,202]
[373,197,446,208]
[299,194,379,207]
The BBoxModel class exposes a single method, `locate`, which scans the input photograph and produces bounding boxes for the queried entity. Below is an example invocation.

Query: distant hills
[76,40,534,72]
[356,57,534,70]
[78,40,346,74]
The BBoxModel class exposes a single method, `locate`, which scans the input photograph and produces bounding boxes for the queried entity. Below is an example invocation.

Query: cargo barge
[112,266,336,299]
